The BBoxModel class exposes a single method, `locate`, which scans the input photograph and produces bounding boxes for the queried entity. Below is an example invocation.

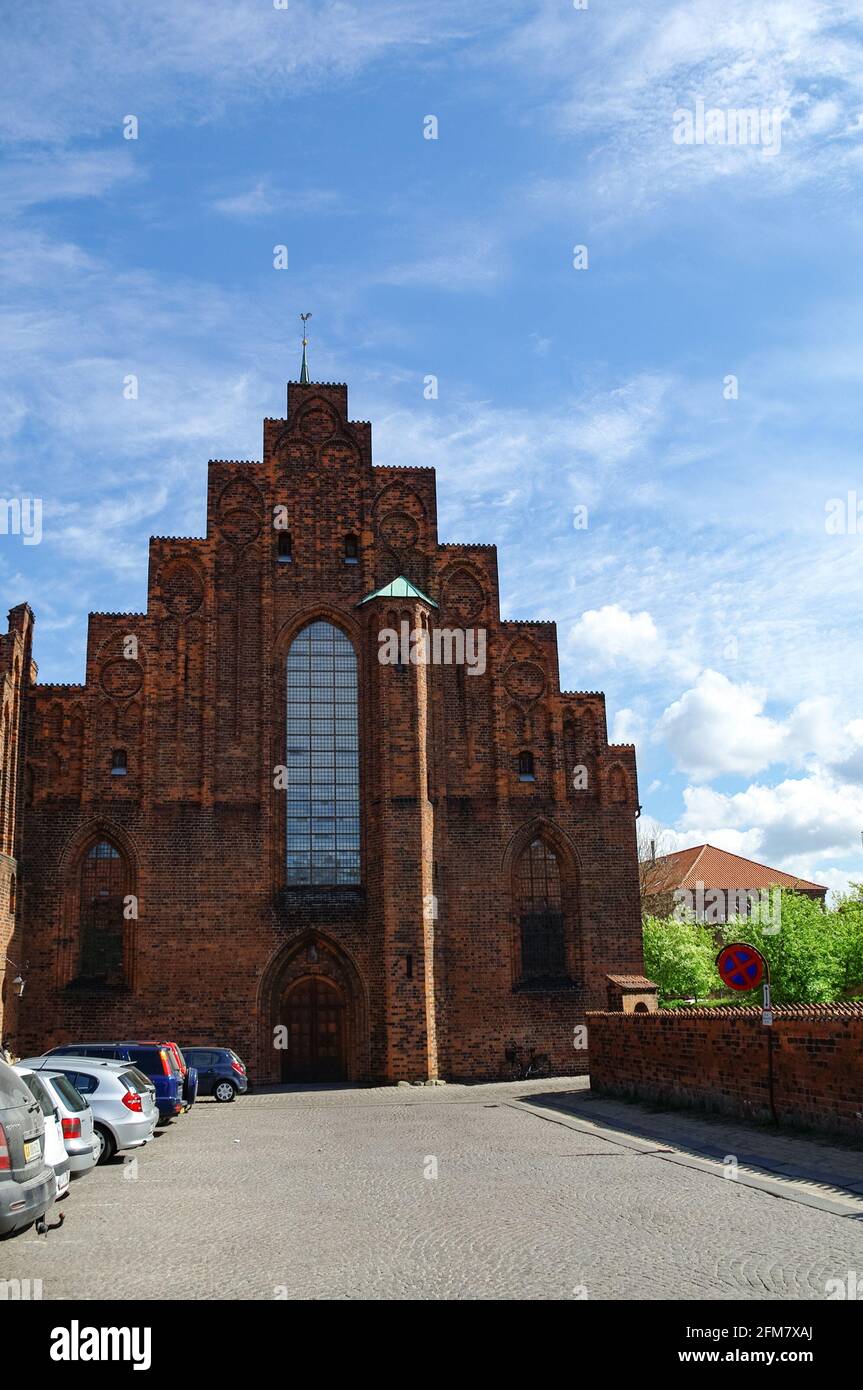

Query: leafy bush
[642,914,717,1002]
[644,887,863,1006]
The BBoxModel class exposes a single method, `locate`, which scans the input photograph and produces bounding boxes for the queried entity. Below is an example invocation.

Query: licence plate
[24,1139,41,1162]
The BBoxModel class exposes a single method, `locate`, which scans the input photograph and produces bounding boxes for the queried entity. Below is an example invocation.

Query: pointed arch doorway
[280,974,347,1082]
[260,930,369,1084]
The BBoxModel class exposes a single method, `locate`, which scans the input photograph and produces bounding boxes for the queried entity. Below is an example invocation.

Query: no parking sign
[716,942,772,1026]
[716,942,764,992]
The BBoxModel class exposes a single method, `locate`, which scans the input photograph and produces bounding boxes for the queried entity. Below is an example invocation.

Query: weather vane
[300,312,312,384]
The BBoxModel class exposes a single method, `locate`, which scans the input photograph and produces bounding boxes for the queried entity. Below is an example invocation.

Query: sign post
[716,941,772,1022]
[716,941,777,1122]
[761,978,773,1027]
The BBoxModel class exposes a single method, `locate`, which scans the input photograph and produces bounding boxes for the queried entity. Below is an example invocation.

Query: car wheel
[94,1125,116,1163]
[214,1080,236,1103]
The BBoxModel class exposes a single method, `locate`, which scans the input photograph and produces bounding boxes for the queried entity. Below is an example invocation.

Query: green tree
[642,914,717,1002]
[721,888,863,1004]
[825,885,863,996]
[643,886,863,1007]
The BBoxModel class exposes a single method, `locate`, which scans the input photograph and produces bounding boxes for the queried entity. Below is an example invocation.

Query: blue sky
[2,0,863,895]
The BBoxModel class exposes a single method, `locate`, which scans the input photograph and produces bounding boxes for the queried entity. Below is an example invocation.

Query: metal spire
[299,312,312,383]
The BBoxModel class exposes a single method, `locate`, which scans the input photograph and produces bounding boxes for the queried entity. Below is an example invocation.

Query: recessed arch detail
[503,819,582,987]
[272,604,362,663]
[501,816,581,880]
[56,820,138,989]
[604,760,632,805]
[256,929,369,1083]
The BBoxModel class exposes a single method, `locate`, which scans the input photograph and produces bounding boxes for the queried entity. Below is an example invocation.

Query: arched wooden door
[282,976,346,1082]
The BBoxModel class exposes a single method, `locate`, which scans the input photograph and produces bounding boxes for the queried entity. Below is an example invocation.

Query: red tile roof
[645,844,827,895]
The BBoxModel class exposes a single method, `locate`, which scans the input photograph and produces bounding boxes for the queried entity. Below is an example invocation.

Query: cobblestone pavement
[3,1080,862,1301]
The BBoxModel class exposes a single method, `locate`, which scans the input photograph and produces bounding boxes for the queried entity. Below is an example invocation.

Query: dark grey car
[0,1055,55,1237]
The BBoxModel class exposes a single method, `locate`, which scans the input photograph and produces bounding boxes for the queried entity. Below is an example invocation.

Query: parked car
[38,1071,99,1179]
[128,1041,198,1111]
[20,1057,158,1163]
[41,1043,191,1122]
[0,1055,55,1236]
[181,1046,249,1102]
[14,1067,71,1200]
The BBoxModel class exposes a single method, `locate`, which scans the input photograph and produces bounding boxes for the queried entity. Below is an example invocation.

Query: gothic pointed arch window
[515,838,567,982]
[77,838,132,985]
[286,620,360,885]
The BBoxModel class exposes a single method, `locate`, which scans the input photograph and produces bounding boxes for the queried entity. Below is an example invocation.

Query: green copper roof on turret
[357,575,438,608]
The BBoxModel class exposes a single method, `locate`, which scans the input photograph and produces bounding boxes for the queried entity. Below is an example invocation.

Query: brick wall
[587,1004,863,1139]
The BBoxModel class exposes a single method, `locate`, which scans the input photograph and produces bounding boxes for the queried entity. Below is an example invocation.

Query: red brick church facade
[1,377,647,1082]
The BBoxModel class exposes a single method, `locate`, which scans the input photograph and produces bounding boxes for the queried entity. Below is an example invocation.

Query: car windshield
[44,1073,87,1111]
[0,1057,35,1107]
[21,1072,55,1117]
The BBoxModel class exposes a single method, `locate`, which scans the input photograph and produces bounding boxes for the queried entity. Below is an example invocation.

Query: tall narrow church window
[516,839,566,981]
[79,840,128,984]
[518,750,535,782]
[277,531,293,563]
[343,534,359,564]
[111,748,128,776]
[286,621,360,885]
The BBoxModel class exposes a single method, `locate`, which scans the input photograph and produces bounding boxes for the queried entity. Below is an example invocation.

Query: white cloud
[497,0,863,214]
[657,670,787,780]
[211,180,276,220]
[678,769,863,879]
[0,150,140,215]
[568,603,699,683]
[210,181,342,221]
[656,672,863,783]
[611,707,646,744]
[377,229,504,292]
[0,1,502,145]
[571,605,660,669]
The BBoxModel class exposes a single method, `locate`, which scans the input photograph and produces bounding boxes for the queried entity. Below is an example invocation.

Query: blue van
[44,1043,195,1122]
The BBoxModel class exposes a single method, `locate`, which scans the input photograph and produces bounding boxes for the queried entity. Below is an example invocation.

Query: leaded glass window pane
[517,839,566,979]
[286,621,360,885]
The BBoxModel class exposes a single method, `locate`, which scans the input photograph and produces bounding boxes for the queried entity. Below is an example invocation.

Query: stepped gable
[4,369,647,1081]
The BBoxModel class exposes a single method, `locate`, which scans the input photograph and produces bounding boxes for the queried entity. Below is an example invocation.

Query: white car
[15,1066,71,1199]
[38,1070,99,1178]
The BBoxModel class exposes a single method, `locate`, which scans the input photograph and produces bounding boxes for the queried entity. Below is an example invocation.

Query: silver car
[20,1057,157,1163]
[0,1056,54,1236]
[38,1070,99,1178]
